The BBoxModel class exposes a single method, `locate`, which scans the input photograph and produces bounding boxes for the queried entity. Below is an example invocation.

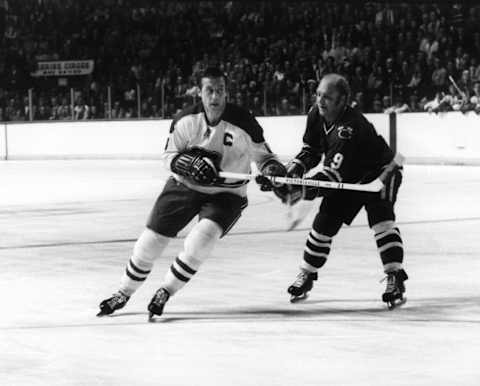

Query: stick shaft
[448,75,465,97]
[218,171,383,192]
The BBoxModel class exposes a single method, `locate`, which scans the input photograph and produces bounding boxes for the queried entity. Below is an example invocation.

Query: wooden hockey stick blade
[218,171,384,192]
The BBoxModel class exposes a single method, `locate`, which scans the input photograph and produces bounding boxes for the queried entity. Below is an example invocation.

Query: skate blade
[96,310,109,317]
[148,312,163,322]
[387,297,407,310]
[290,293,309,303]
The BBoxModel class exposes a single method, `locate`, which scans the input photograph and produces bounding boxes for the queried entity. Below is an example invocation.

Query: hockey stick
[448,75,467,99]
[218,171,384,192]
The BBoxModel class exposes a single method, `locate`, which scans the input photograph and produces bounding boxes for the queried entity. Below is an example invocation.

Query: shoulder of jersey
[342,105,370,130]
[222,103,264,142]
[222,103,254,126]
[171,103,203,126]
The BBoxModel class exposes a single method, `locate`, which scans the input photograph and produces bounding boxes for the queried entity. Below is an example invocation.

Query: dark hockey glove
[255,160,290,203]
[286,159,306,178]
[285,159,307,204]
[171,149,219,185]
[301,171,331,201]
[256,159,287,191]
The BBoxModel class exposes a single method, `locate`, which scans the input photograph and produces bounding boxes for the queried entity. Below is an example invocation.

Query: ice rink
[1,160,480,386]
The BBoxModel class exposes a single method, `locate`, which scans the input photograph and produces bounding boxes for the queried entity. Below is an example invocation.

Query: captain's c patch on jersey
[337,125,353,139]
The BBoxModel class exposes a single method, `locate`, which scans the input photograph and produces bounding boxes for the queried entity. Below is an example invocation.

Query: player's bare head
[316,73,350,123]
[200,67,227,125]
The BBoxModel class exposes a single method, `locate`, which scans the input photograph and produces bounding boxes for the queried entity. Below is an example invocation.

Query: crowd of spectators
[1,0,480,122]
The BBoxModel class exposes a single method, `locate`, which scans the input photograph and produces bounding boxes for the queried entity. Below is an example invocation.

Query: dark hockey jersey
[163,102,278,196]
[295,105,394,183]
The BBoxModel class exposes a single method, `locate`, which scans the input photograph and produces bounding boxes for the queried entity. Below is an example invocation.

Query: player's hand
[302,171,331,200]
[285,159,306,203]
[286,159,305,178]
[171,150,219,185]
[256,160,287,191]
[256,160,293,203]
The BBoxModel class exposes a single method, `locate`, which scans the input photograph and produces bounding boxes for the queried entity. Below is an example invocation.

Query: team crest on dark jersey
[337,126,353,139]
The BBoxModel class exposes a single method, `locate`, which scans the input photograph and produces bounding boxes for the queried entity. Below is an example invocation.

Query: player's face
[201,76,227,124]
[316,79,346,123]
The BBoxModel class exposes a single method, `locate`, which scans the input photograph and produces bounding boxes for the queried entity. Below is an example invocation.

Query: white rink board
[0,123,6,160]
[397,112,480,164]
[5,120,170,159]
[3,113,389,160]
[4,112,480,163]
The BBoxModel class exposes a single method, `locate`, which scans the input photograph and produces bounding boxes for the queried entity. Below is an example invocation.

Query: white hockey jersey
[162,102,278,196]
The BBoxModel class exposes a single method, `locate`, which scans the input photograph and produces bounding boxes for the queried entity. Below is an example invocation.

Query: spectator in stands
[407,63,424,92]
[381,95,392,113]
[458,69,473,94]
[2,1,480,118]
[384,96,409,114]
[407,94,420,112]
[431,57,448,92]
[438,85,465,112]
[423,92,442,113]
[351,91,366,113]
[419,32,439,60]
[468,81,480,114]
[372,98,383,113]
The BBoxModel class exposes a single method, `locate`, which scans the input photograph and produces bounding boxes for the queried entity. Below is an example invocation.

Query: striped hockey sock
[301,229,332,272]
[375,225,404,272]
[162,256,198,295]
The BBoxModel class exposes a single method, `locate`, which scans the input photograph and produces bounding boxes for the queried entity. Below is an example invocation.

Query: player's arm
[241,112,290,202]
[162,119,219,185]
[300,126,357,200]
[286,109,323,178]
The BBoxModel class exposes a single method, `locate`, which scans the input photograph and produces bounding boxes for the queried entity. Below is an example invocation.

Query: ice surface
[1,161,479,386]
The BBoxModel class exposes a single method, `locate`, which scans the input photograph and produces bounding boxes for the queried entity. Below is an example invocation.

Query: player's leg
[288,197,344,302]
[148,192,248,318]
[97,178,200,316]
[366,167,407,308]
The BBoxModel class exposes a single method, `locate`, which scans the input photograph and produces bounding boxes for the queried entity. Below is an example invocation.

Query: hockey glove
[256,159,287,191]
[285,159,307,204]
[255,159,290,203]
[286,159,306,179]
[302,171,332,200]
[171,149,219,185]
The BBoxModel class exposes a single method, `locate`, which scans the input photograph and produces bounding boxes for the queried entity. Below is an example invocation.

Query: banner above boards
[31,60,94,77]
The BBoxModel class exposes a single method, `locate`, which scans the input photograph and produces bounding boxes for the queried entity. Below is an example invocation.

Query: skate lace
[293,271,310,287]
[380,274,396,293]
[107,293,126,307]
[152,289,169,306]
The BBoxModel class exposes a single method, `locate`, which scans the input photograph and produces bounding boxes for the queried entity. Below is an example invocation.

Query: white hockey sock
[161,219,222,295]
[119,228,170,296]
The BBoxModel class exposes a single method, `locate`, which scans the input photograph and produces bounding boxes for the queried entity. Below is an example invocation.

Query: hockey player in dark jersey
[97,67,286,320]
[272,73,407,309]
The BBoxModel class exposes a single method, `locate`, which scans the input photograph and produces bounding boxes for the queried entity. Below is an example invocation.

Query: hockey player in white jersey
[97,67,287,320]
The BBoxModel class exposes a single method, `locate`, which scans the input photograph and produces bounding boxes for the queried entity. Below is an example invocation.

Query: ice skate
[97,291,130,316]
[147,288,170,321]
[287,270,318,303]
[382,269,408,309]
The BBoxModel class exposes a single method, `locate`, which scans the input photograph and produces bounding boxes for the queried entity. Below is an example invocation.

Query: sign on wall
[31,60,94,77]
